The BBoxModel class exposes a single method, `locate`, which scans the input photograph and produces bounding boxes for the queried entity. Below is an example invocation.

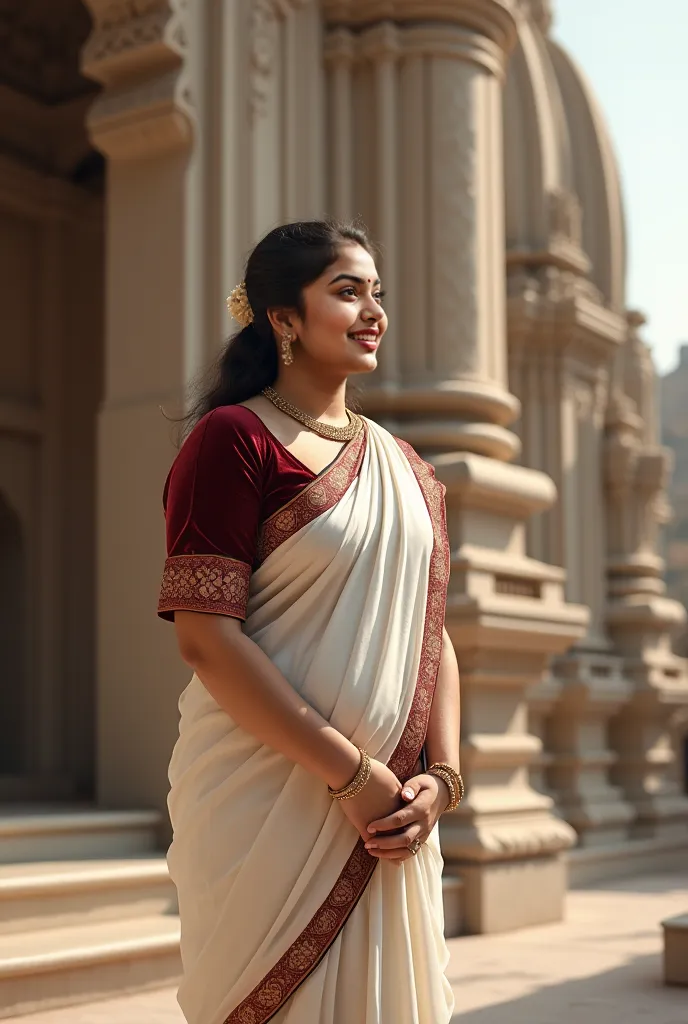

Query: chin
[348,357,378,376]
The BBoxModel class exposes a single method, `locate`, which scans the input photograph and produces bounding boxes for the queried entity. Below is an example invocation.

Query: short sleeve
[157,407,265,623]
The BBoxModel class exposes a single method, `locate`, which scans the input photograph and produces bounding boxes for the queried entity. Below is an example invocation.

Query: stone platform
[9,871,688,1024]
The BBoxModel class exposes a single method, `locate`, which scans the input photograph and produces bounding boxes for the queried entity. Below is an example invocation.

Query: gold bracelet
[428,767,456,810]
[427,763,465,812]
[328,747,372,801]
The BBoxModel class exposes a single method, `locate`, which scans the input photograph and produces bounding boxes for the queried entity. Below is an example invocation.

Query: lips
[349,331,380,350]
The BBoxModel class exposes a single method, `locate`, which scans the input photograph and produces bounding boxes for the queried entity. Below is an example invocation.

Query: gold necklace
[261,386,362,442]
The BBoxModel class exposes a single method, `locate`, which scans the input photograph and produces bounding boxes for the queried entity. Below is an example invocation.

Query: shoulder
[163,406,269,508]
[180,405,270,463]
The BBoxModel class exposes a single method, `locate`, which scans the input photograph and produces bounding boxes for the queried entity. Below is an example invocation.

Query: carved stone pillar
[508,291,635,848]
[605,313,688,840]
[81,0,198,818]
[324,0,521,461]
[324,0,588,934]
[81,0,331,823]
[504,3,636,854]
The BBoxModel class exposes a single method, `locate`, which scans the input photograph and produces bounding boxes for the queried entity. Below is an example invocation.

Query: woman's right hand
[337,758,403,842]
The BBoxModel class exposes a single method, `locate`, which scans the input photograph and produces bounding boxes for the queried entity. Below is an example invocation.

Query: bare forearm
[424,627,461,771]
[181,617,360,790]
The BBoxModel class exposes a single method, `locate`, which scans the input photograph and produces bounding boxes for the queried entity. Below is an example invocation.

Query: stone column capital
[322,0,518,60]
[80,0,193,160]
[327,20,509,78]
[324,25,357,67]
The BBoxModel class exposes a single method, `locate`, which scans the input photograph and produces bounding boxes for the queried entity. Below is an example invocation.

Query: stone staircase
[0,807,180,1019]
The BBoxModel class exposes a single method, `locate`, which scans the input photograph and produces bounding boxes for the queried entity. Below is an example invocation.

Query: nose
[362,303,384,323]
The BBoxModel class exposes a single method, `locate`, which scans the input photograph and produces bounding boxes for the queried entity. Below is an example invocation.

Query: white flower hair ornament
[226,281,254,328]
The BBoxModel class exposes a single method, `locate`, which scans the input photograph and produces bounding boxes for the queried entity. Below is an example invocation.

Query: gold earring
[281,332,295,366]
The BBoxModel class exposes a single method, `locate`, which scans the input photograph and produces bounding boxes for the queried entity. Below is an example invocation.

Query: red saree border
[224,436,450,1024]
[386,440,450,780]
[255,423,368,567]
[158,554,251,621]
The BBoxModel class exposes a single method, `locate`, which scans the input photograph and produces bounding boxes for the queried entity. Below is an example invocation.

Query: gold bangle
[427,763,464,812]
[428,767,456,810]
[328,747,372,801]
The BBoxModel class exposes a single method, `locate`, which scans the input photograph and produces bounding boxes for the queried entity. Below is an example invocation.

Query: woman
[158,220,462,1024]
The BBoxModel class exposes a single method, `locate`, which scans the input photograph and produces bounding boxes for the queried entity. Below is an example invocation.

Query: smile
[349,332,380,350]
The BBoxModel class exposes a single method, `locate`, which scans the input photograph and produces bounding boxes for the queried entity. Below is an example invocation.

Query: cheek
[321,300,357,333]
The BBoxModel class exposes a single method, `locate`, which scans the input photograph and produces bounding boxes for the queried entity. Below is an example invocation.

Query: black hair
[176,218,376,442]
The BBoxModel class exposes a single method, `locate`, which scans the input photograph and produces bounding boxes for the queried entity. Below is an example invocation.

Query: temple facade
[1,0,687,1013]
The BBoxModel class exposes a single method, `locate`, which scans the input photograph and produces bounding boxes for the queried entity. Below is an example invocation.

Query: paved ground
[12,872,688,1024]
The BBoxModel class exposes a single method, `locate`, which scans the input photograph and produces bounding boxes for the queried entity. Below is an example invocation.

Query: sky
[553,0,688,376]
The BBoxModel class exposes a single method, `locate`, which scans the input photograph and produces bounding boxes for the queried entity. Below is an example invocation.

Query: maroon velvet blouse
[158,405,324,623]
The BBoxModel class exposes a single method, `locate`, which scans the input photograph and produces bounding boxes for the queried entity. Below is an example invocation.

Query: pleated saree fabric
[161,415,454,1024]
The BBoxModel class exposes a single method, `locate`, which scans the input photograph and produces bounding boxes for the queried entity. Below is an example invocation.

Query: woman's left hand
[364,773,451,864]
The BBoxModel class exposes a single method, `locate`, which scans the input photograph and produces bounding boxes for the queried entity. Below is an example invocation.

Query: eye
[339,287,357,298]
[376,290,387,304]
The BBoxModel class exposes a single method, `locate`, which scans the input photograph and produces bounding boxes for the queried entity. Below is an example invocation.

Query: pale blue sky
[553,0,688,375]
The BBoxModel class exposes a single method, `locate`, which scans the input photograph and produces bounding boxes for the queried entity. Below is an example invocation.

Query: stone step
[662,912,688,986]
[0,915,181,1019]
[0,808,161,863]
[0,857,176,934]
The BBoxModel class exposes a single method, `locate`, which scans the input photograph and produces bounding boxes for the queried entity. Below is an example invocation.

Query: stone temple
[0,0,686,1014]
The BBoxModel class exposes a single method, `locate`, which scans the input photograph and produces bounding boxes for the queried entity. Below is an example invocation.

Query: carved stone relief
[82,0,189,82]
[82,4,175,73]
[81,0,193,159]
[250,0,313,117]
[507,264,603,307]
[250,0,280,116]
[548,187,583,249]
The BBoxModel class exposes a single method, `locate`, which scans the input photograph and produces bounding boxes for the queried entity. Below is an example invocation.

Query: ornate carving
[82,0,188,81]
[322,1,518,57]
[250,0,280,117]
[82,6,173,72]
[508,265,603,307]
[622,310,658,443]
[548,187,583,249]
[250,0,312,118]
[82,0,193,159]
[603,312,676,605]
[0,0,95,104]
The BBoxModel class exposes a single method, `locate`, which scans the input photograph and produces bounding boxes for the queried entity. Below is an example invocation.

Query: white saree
[165,417,453,1024]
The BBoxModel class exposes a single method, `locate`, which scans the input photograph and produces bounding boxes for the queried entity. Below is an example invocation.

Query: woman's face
[289,243,388,376]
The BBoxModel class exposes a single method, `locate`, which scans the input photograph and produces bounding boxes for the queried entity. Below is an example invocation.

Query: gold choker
[262,386,362,442]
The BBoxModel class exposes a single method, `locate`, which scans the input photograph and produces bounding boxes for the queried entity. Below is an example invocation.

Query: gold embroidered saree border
[255,423,368,566]
[223,438,450,1024]
[158,554,251,621]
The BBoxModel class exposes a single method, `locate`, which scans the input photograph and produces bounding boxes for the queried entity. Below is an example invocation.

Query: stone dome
[504,1,627,313]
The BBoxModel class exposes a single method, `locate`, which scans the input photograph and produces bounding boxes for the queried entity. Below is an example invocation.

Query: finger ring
[408,838,422,855]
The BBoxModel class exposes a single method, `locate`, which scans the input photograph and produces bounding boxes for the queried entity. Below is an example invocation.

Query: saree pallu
[166,417,453,1024]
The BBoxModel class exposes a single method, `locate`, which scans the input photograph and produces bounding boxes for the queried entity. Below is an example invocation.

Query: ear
[266,308,295,336]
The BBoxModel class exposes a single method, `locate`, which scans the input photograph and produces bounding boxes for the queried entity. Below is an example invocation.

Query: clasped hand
[337,758,450,866]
